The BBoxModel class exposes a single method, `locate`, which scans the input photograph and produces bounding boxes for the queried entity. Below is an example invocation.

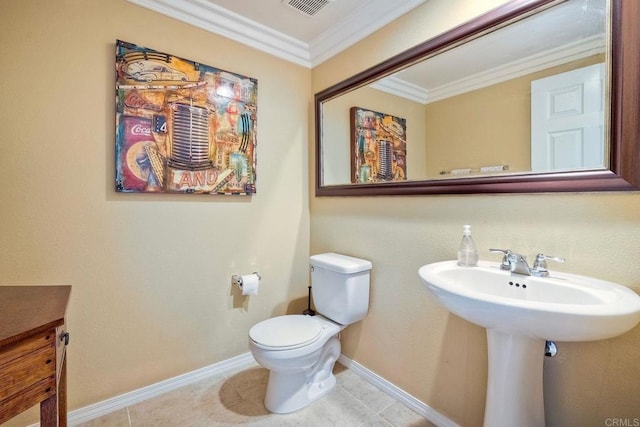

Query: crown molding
[126,0,426,68]
[370,76,429,104]
[373,35,605,104]
[127,0,311,66]
[308,0,427,67]
[425,35,605,103]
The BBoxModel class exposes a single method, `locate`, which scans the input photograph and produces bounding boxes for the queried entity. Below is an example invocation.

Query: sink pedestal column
[484,330,545,427]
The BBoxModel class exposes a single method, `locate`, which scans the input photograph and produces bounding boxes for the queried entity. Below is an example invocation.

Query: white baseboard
[29,352,257,427]
[338,354,460,427]
[30,352,457,427]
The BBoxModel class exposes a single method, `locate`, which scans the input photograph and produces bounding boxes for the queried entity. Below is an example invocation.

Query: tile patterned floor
[77,363,435,427]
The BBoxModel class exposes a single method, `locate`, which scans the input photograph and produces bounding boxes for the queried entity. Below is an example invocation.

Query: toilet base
[264,336,340,413]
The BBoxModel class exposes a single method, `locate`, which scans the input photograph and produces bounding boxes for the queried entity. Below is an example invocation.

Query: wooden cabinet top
[0,286,71,347]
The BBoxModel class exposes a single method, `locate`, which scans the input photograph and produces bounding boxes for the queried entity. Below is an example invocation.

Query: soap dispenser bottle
[457,225,479,267]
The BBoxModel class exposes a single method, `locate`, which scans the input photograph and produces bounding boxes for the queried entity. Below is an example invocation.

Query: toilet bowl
[249,315,343,413]
[248,253,372,414]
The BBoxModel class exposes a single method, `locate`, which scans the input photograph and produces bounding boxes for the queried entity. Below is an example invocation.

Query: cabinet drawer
[0,330,55,366]
[0,342,56,401]
[0,376,56,425]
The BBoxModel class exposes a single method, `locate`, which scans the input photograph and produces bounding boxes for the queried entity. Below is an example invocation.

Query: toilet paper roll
[241,273,259,296]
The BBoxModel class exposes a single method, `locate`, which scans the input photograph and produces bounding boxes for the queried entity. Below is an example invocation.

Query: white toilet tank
[310,253,372,325]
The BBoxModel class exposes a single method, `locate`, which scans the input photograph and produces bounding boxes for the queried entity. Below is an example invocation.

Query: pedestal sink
[418,260,640,427]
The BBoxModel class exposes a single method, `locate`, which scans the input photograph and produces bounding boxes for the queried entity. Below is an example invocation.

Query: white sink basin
[418,260,640,427]
[419,260,640,341]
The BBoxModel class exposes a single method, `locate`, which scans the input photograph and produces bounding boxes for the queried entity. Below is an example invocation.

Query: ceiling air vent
[282,0,334,16]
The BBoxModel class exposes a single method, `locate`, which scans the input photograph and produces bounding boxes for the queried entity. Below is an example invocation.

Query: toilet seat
[249,315,323,350]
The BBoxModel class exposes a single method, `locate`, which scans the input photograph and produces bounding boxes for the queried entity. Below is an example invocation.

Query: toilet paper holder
[232,272,261,289]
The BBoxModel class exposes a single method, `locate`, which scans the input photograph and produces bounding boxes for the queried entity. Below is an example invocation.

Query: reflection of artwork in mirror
[115,40,258,195]
[350,107,406,183]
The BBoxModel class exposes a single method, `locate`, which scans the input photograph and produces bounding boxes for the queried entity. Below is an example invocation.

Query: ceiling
[126,0,427,67]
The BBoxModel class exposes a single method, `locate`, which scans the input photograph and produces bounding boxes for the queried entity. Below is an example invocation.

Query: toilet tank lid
[310,253,372,274]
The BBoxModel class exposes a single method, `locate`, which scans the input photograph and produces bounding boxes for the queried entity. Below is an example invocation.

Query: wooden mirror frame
[315,0,640,196]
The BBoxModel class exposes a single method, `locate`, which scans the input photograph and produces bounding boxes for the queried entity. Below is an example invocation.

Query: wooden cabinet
[0,286,71,426]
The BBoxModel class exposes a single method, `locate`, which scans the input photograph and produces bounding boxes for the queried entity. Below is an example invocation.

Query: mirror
[315,0,640,195]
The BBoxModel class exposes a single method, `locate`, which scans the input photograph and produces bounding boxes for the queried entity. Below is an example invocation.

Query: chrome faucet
[490,249,565,277]
[490,249,531,275]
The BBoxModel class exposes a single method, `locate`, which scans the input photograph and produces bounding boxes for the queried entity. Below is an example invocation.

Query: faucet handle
[489,248,512,270]
[533,253,565,267]
[532,253,565,277]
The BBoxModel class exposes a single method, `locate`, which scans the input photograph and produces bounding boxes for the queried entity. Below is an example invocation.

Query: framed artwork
[115,40,258,195]
[350,107,406,184]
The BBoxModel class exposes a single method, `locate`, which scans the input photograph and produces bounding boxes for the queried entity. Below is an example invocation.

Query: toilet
[248,252,372,414]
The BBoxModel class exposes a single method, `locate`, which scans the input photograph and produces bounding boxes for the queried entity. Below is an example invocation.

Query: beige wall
[312,1,640,426]
[2,0,639,426]
[0,1,310,425]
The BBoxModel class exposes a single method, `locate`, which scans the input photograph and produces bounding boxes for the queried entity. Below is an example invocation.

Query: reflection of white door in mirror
[531,63,605,172]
